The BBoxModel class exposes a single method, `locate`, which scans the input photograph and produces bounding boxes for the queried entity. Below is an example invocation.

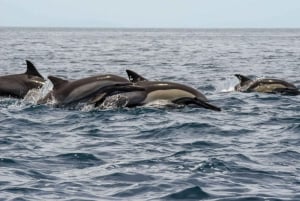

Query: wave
[163,186,210,200]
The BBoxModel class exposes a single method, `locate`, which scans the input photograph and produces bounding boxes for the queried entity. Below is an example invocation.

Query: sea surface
[0,28,299,201]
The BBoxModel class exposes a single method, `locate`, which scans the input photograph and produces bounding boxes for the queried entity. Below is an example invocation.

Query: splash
[24,80,54,104]
[218,77,237,93]
[221,86,235,92]
[81,104,96,112]
[99,94,129,109]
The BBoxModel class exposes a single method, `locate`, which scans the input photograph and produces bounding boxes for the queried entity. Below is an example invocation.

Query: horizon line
[1,26,300,30]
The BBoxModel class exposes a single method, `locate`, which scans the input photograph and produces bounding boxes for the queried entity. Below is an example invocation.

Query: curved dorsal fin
[25,60,44,79]
[48,76,69,90]
[234,74,252,85]
[126,69,148,83]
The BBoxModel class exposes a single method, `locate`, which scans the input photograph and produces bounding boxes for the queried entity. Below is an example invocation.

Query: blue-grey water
[0,28,300,201]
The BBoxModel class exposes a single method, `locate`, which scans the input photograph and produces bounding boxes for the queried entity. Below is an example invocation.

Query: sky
[1,0,300,28]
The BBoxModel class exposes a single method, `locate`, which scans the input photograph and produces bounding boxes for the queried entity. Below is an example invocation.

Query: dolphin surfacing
[38,74,144,108]
[0,60,45,98]
[234,74,300,95]
[115,70,221,111]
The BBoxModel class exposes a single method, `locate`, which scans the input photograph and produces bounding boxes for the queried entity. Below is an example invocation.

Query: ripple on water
[135,122,219,139]
[0,158,18,167]
[95,172,155,182]
[195,158,231,173]
[13,169,57,180]
[43,153,105,170]
[181,140,226,149]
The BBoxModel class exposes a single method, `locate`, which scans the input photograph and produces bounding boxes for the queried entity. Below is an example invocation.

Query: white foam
[81,104,95,112]
[24,80,54,104]
[98,94,129,109]
[216,77,237,93]
[221,86,235,92]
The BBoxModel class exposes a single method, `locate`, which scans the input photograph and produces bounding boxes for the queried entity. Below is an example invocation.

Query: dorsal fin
[25,60,44,79]
[234,74,252,85]
[126,69,148,83]
[48,76,69,90]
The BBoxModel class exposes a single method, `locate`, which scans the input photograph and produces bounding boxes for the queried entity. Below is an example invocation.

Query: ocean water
[0,28,300,201]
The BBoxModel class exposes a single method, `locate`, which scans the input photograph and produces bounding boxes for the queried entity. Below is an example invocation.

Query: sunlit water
[0,28,300,201]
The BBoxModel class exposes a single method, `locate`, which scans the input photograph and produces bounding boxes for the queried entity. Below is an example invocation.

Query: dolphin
[0,60,45,98]
[37,74,145,108]
[105,69,221,111]
[234,74,300,95]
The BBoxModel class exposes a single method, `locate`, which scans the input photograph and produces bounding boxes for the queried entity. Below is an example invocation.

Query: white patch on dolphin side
[254,83,287,93]
[144,89,194,103]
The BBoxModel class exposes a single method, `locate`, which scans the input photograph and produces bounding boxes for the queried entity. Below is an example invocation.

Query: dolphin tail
[173,97,221,111]
[25,60,44,79]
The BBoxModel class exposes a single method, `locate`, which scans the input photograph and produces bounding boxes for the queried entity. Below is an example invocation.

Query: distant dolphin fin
[173,97,221,111]
[126,69,148,83]
[48,76,69,90]
[234,74,252,84]
[25,60,44,79]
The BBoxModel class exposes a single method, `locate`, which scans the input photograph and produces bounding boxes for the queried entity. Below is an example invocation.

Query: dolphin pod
[1,60,299,111]
[37,71,221,111]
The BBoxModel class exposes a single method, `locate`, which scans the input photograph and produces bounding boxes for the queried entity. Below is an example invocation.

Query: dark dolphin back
[248,78,299,95]
[249,78,297,89]
[126,69,208,101]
